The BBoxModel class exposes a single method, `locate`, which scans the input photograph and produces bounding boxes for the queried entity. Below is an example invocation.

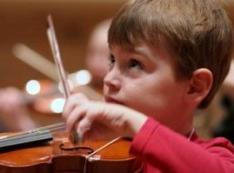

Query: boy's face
[103,41,192,129]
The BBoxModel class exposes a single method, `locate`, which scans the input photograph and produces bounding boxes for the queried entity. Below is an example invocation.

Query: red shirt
[130,118,234,173]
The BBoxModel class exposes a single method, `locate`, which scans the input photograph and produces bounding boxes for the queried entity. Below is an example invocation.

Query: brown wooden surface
[0,132,139,173]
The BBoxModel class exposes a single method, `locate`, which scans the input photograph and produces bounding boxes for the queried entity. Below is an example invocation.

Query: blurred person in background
[0,87,35,131]
[212,59,234,143]
[85,19,111,92]
[0,19,111,132]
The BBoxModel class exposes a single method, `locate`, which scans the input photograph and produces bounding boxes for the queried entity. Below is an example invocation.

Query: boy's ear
[186,68,213,104]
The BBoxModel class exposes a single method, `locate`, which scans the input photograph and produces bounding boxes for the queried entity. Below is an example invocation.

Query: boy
[63,0,234,172]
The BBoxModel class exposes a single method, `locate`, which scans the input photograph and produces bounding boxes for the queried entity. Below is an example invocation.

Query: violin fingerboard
[0,130,53,151]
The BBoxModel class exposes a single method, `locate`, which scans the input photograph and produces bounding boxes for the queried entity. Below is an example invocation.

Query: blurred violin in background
[10,43,103,127]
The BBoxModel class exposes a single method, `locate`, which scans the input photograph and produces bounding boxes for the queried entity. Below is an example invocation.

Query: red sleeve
[130,118,234,173]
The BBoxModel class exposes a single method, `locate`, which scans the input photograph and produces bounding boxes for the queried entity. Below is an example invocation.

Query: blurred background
[0,0,125,130]
[0,0,124,88]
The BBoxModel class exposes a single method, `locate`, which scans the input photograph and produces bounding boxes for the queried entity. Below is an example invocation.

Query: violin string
[85,136,123,160]
[0,123,65,142]
[35,122,65,132]
[82,136,123,173]
[84,136,144,173]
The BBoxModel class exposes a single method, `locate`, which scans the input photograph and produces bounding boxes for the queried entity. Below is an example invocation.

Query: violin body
[0,132,141,173]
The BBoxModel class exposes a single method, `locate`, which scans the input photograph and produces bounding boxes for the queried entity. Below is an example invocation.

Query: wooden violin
[0,124,142,173]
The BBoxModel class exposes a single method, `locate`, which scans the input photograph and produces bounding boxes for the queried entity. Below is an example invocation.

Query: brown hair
[108,0,233,108]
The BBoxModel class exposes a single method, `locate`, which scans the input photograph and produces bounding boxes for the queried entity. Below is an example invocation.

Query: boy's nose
[104,68,121,91]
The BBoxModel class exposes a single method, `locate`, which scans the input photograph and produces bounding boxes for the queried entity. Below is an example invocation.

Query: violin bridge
[87,154,101,162]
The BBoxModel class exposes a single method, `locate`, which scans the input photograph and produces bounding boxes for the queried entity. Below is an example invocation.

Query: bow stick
[46,14,79,144]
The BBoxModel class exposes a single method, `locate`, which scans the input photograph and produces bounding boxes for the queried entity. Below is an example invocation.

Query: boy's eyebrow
[110,45,156,61]
[130,47,153,61]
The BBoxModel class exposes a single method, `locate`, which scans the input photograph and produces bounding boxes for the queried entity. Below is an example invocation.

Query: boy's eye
[108,54,115,70]
[128,59,143,69]
[108,54,115,69]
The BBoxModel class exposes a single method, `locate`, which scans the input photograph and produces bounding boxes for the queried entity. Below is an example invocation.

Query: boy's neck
[166,115,194,136]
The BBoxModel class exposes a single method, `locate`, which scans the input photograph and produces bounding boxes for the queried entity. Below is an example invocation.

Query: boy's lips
[105,97,123,105]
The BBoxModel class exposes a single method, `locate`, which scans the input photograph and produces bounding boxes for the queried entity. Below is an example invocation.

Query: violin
[0,124,142,173]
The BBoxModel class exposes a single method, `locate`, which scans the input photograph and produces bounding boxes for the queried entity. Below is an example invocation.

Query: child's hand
[63,93,147,140]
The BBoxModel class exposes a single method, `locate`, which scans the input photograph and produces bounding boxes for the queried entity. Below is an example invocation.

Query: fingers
[63,97,106,140]
[76,117,92,139]
[63,93,141,140]
[63,93,91,137]
[66,105,86,132]
[63,93,89,119]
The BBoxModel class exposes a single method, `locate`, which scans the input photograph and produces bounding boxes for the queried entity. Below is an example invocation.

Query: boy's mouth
[105,96,123,105]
